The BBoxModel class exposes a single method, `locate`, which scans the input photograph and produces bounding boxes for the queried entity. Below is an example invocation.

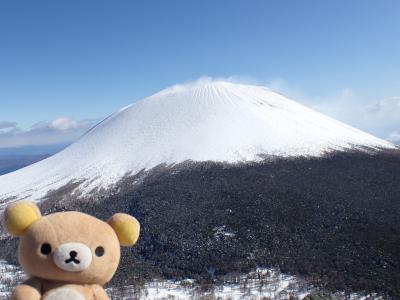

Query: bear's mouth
[65,257,80,264]
[64,250,80,264]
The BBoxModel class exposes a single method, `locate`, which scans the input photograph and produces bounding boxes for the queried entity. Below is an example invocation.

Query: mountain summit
[0,80,395,201]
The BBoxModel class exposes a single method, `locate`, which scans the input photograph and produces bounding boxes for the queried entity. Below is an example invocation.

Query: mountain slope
[0,80,395,202]
[32,150,400,298]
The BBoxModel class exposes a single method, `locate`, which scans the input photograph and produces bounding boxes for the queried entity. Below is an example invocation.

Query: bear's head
[3,201,140,285]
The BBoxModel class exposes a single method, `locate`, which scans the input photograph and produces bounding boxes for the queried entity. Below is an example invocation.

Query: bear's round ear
[107,213,140,247]
[3,201,41,236]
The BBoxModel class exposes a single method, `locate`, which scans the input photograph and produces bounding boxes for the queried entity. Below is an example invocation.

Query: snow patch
[213,225,236,239]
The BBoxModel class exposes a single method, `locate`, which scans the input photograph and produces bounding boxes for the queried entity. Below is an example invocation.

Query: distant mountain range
[0,154,49,175]
[0,144,68,175]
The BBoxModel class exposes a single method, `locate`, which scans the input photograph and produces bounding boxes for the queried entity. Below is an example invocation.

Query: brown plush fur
[3,202,140,300]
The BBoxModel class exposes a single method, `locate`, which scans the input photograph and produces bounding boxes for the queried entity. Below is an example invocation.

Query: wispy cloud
[387,131,400,144]
[264,78,400,145]
[0,121,18,132]
[314,96,400,145]
[0,117,99,148]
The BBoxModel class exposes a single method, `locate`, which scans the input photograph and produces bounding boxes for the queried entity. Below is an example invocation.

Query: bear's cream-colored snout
[53,242,92,272]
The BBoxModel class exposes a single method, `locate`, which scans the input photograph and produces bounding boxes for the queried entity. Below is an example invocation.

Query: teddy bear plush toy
[3,201,140,300]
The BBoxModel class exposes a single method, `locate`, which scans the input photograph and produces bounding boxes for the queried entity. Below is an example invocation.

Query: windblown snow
[0,80,396,202]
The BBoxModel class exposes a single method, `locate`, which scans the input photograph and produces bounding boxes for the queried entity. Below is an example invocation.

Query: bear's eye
[95,246,105,257]
[40,243,52,255]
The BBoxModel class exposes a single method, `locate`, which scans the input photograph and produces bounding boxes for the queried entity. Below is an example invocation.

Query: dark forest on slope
[1,150,400,298]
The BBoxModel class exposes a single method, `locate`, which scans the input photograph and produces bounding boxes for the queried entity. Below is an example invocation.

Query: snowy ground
[107,268,314,300]
[0,262,25,299]
[0,260,385,300]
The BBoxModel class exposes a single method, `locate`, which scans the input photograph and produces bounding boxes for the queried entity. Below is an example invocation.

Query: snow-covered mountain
[0,80,395,201]
[1,80,400,298]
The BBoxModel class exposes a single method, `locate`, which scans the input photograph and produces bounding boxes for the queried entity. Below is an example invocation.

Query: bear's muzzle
[53,242,92,272]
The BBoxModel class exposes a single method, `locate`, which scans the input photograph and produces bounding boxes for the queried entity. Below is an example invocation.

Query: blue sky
[0,0,400,147]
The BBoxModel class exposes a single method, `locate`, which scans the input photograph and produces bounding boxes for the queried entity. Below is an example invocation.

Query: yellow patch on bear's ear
[3,201,41,236]
[108,213,140,247]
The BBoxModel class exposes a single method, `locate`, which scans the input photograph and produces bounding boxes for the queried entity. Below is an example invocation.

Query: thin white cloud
[49,117,80,130]
[313,96,400,145]
[264,78,400,145]
[387,131,400,144]
[0,117,99,148]
[0,121,18,132]
[364,97,400,119]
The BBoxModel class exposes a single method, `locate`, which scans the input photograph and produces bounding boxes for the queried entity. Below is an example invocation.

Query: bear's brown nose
[69,251,78,258]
